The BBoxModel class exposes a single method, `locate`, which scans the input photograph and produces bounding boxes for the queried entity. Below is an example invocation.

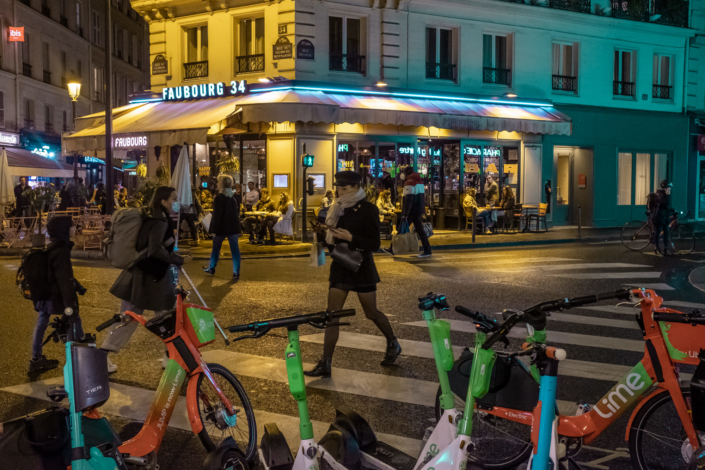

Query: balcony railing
[652,84,672,99]
[425,62,456,81]
[611,0,689,27]
[552,74,577,92]
[22,63,32,77]
[236,54,265,74]
[43,70,51,84]
[184,60,208,80]
[329,54,366,74]
[548,0,591,13]
[45,123,54,133]
[24,119,34,130]
[41,5,50,16]
[483,67,511,85]
[60,15,68,26]
[613,80,635,97]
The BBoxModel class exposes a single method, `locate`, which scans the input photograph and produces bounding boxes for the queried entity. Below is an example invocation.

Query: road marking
[621,283,675,291]
[0,376,423,456]
[551,272,662,280]
[536,311,639,329]
[421,257,577,267]
[576,306,642,315]
[500,263,652,272]
[661,301,705,309]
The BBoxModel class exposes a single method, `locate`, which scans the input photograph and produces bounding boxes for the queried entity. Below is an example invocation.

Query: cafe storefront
[62,80,570,232]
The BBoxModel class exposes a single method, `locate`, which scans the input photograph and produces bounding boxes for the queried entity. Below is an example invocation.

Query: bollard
[578,205,582,239]
[472,207,476,244]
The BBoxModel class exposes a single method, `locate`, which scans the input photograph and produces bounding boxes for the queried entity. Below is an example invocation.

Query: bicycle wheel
[196,363,257,463]
[628,390,693,470]
[435,387,532,469]
[671,225,695,255]
[622,221,652,251]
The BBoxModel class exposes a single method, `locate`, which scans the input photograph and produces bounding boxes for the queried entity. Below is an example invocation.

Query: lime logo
[594,364,651,419]
[444,339,450,350]
[198,318,207,332]
[308,465,319,470]
[425,443,440,461]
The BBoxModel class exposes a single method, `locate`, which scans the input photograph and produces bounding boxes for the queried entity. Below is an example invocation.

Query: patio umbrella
[171,145,193,250]
[0,148,15,213]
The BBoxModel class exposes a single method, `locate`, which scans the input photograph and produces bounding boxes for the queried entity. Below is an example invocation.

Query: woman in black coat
[203,175,242,282]
[304,171,401,378]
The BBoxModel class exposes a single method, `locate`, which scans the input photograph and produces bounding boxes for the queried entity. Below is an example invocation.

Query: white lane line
[0,376,423,456]
[621,283,675,291]
[574,306,642,315]
[551,272,662,280]
[538,311,638,330]
[499,263,653,272]
[421,257,577,267]
[661,301,705,309]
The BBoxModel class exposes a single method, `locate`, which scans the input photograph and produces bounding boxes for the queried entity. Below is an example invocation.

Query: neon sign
[31,146,55,158]
[84,157,104,164]
[338,144,349,152]
[464,147,501,157]
[114,136,147,148]
[162,80,247,101]
[399,146,441,157]
[0,131,19,146]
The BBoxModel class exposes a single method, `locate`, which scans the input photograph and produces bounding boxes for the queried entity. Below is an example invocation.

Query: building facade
[80,0,696,228]
[0,0,149,185]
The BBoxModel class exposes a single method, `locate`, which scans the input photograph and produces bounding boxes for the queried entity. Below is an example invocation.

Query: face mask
[172,201,181,213]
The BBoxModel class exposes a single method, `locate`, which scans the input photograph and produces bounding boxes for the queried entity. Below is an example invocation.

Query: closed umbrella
[171,145,192,249]
[0,148,15,213]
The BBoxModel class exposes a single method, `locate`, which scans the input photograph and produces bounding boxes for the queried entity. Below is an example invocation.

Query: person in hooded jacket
[650,180,675,256]
[103,186,192,372]
[29,216,86,372]
[401,166,432,257]
[204,175,242,282]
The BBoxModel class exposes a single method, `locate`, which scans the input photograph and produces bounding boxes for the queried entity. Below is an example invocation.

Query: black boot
[381,338,402,366]
[304,358,332,378]
[203,266,215,275]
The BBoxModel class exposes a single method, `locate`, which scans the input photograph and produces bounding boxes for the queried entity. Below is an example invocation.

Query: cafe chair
[527,203,549,232]
[463,208,485,234]
[380,219,393,240]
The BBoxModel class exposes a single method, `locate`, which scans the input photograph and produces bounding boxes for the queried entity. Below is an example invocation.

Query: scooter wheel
[203,442,249,470]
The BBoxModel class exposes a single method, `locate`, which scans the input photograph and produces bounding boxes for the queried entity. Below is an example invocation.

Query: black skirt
[329,282,377,293]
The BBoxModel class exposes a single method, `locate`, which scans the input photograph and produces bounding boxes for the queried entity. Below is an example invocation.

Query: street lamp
[67,79,81,181]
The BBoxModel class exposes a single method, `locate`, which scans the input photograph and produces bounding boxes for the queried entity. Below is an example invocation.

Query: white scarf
[325,187,366,245]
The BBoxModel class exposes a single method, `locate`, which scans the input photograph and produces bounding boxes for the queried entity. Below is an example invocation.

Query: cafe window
[425,27,455,81]
[186,25,208,63]
[336,141,357,173]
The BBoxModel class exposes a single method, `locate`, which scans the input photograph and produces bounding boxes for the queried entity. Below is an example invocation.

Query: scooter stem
[286,328,314,440]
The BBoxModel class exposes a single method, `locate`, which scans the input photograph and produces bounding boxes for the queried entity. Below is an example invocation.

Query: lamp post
[67,80,81,181]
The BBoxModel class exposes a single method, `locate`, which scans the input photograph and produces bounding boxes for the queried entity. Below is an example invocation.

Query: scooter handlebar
[96,314,122,332]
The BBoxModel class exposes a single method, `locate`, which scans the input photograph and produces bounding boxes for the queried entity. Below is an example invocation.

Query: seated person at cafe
[463,188,493,234]
[376,189,397,231]
[244,181,260,211]
[498,186,516,229]
[270,192,296,243]
[318,189,335,223]
[243,188,276,243]
[484,174,499,204]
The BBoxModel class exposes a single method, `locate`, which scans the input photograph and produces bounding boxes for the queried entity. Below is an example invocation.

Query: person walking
[305,171,401,378]
[103,186,192,372]
[650,180,674,256]
[401,166,432,257]
[14,176,29,226]
[203,176,242,282]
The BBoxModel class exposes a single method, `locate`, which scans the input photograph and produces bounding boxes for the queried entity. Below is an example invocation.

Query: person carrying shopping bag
[203,175,242,281]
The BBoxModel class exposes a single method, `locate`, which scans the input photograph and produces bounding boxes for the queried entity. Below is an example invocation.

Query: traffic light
[306,176,315,195]
[302,154,314,168]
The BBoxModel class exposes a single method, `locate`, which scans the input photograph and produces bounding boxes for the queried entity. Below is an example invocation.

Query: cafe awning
[5,147,85,178]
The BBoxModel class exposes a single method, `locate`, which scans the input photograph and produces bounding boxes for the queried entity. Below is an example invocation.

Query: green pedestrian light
[302,154,314,168]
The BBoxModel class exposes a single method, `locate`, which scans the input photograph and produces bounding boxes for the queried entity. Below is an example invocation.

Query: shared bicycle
[621,210,695,254]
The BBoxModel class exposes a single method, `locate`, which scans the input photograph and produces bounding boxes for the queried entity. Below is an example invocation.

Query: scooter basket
[0,407,70,470]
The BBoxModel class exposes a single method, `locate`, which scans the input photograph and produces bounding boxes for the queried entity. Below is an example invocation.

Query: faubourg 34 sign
[162,80,248,101]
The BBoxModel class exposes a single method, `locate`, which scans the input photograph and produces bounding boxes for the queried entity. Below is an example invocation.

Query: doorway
[553,146,594,226]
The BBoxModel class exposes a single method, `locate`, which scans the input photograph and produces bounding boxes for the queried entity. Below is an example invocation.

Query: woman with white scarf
[305,171,401,378]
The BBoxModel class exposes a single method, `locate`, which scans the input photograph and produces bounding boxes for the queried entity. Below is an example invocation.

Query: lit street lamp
[67,79,81,181]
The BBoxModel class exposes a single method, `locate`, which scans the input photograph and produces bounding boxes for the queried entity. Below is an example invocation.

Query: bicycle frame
[475,289,700,453]
[97,294,237,457]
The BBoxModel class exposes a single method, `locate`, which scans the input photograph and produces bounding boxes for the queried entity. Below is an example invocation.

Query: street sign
[152,54,168,75]
[9,27,24,42]
[302,154,314,167]
[273,37,292,60]
[297,40,314,60]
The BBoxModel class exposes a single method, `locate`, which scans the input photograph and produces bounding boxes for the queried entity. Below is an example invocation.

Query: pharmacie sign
[162,80,248,101]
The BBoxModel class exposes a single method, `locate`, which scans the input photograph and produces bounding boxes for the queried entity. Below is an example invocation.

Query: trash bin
[434,207,445,230]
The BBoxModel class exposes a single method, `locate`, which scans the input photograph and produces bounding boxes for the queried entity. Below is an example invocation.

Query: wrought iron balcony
[24,119,34,129]
[611,0,689,27]
[548,0,591,13]
[652,84,672,99]
[184,61,208,80]
[552,75,577,92]
[426,62,456,81]
[483,67,511,85]
[43,70,51,84]
[613,80,635,97]
[329,54,366,74]
[45,123,54,133]
[236,54,265,74]
[23,63,32,77]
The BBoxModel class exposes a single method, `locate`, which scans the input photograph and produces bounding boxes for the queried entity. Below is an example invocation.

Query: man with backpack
[648,180,674,256]
[22,216,86,371]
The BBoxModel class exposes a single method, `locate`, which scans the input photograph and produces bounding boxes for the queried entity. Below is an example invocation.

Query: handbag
[423,221,434,238]
[330,242,364,273]
[392,220,412,255]
[309,242,326,268]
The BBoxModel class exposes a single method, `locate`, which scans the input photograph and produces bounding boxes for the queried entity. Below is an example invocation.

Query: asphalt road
[1,241,703,470]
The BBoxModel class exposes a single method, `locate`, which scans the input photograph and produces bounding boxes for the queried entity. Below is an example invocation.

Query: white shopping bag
[309,242,326,267]
[201,212,212,231]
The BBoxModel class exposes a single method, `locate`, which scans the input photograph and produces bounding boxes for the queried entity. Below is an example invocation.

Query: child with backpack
[22,216,86,372]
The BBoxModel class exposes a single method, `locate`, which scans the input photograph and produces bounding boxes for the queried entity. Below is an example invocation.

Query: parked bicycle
[621,210,695,254]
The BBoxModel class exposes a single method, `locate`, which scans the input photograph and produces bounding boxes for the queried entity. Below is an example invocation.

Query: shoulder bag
[330,242,363,273]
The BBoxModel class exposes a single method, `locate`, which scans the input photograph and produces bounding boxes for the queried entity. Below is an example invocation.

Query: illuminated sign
[464,147,501,157]
[9,27,24,42]
[398,146,440,157]
[129,171,137,176]
[162,80,247,101]
[302,154,314,168]
[84,157,104,164]
[0,131,20,146]
[339,160,354,170]
[31,146,55,158]
[337,144,349,152]
[113,136,147,148]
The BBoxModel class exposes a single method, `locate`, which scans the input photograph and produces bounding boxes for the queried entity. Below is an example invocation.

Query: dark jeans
[181,213,199,240]
[243,217,260,239]
[32,301,53,359]
[210,234,242,274]
[654,222,670,253]
[260,215,277,241]
[409,214,432,254]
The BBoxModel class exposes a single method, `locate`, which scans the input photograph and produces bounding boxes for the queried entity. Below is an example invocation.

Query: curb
[689,267,705,293]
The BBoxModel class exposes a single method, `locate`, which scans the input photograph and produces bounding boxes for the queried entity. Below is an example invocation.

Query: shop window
[635,153,650,206]
[617,152,632,205]
[483,33,510,85]
[654,153,668,190]
[91,10,101,45]
[236,18,264,74]
[614,50,636,97]
[425,27,455,81]
[0,91,4,129]
[463,145,482,193]
[552,42,578,93]
[242,140,266,191]
[556,155,570,205]
[329,16,365,74]
[653,54,672,100]
[185,25,208,79]
[337,141,357,173]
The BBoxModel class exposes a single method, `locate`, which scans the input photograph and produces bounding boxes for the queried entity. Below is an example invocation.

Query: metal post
[104,0,114,214]
[72,99,78,181]
[578,205,582,239]
[192,143,197,188]
[472,207,476,244]
[302,167,308,242]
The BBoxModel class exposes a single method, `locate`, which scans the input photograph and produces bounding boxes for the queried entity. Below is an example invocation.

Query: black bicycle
[621,210,695,254]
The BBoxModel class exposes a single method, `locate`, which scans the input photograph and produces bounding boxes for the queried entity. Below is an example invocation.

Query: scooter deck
[361,441,417,470]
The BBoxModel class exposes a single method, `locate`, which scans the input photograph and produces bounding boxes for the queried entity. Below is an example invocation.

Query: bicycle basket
[184,303,215,348]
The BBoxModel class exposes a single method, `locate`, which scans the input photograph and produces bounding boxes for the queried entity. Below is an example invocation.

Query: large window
[76,1,83,34]
[329,17,364,74]
[42,42,51,84]
[617,152,632,205]
[93,65,104,102]
[618,151,669,206]
[425,27,455,81]
[614,50,636,97]
[22,34,31,77]
[185,25,208,79]
[483,33,510,85]
[91,10,101,45]
[653,54,672,100]
[114,25,122,58]
[60,51,66,86]
[24,100,35,129]
[237,18,264,73]
[0,92,4,129]
[45,105,53,133]
[552,42,577,92]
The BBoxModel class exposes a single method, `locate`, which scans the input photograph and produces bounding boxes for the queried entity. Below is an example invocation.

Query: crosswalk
[2,255,700,470]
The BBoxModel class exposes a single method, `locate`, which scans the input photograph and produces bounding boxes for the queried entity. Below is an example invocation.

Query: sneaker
[417,253,432,258]
[381,247,394,256]
[107,356,118,373]
[381,338,402,366]
[304,358,332,378]
[29,355,59,372]
[203,266,215,275]
[232,272,240,283]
